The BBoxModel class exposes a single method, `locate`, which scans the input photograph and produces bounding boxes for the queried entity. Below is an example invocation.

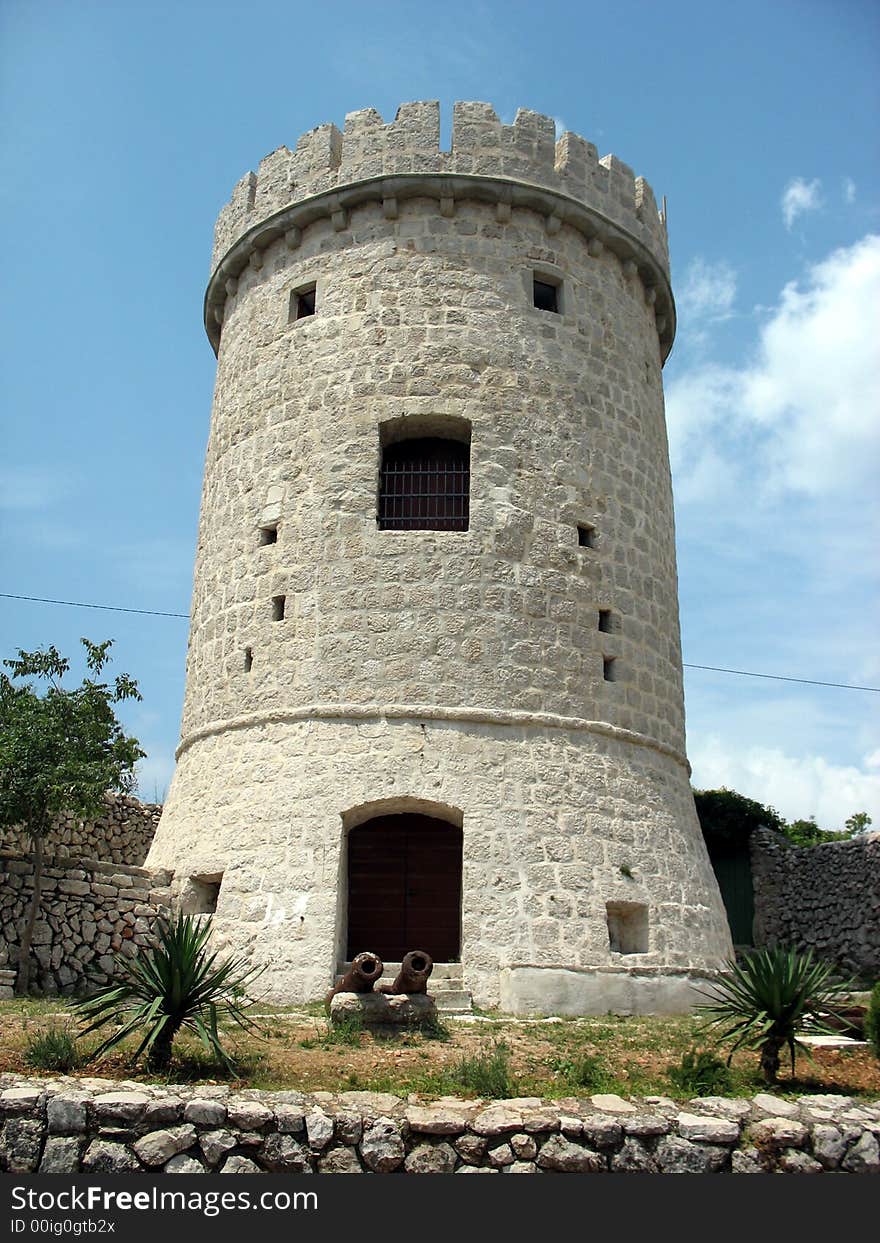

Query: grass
[667,1048,734,1097]
[449,1040,514,1097]
[24,1024,82,1072]
[299,1014,365,1049]
[2,1001,877,1100]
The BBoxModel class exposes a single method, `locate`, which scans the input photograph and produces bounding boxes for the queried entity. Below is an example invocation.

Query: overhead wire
[2,591,878,692]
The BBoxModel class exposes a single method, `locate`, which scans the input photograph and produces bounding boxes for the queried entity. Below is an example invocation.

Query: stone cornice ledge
[176,702,690,771]
[204,172,676,360]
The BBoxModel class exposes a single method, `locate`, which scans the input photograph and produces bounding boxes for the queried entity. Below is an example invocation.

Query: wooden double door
[346,814,463,962]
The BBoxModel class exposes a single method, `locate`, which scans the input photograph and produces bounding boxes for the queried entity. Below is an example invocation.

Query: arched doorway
[346,813,463,962]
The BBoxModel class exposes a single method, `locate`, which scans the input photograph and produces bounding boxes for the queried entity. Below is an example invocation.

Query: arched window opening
[378,436,470,532]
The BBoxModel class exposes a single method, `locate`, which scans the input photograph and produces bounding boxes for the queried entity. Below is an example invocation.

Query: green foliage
[73,912,265,1072]
[693,788,784,853]
[694,786,870,851]
[326,1014,365,1046]
[619,864,634,879]
[781,815,861,848]
[449,1039,513,1098]
[845,812,872,835]
[0,639,144,834]
[551,1051,612,1092]
[0,639,145,994]
[24,1023,82,1071]
[415,1012,452,1041]
[865,982,880,1058]
[697,946,851,1084]
[667,1047,732,1096]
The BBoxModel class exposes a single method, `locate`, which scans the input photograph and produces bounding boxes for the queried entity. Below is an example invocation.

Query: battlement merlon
[212,102,669,271]
[206,102,675,359]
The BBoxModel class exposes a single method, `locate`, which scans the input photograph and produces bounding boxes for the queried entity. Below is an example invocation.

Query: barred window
[378,437,470,531]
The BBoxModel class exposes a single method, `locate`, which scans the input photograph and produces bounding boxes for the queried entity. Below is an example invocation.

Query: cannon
[379,950,433,995]
[325,951,384,1011]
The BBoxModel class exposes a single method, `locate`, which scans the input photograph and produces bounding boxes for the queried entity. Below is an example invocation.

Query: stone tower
[146,101,733,1012]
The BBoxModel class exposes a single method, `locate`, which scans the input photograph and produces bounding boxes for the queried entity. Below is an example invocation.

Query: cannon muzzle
[328,951,385,1004]
[382,949,434,995]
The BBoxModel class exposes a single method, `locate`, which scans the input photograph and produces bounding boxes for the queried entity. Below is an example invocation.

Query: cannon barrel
[326,951,385,1010]
[381,950,434,995]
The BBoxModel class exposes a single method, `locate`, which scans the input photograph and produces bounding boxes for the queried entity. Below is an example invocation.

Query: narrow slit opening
[578,524,596,548]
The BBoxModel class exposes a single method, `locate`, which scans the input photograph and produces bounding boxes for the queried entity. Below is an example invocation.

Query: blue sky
[1,0,878,828]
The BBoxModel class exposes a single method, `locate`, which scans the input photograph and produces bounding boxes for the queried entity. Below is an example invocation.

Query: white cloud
[843,177,857,204]
[689,736,880,830]
[781,177,822,229]
[666,233,880,500]
[678,258,737,323]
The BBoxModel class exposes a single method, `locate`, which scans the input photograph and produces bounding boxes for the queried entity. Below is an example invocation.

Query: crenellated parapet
[207,101,673,357]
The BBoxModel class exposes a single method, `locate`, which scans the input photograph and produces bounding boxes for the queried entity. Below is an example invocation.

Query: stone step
[431,990,473,1015]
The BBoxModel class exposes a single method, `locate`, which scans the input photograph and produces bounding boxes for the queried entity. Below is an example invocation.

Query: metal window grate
[378,437,470,531]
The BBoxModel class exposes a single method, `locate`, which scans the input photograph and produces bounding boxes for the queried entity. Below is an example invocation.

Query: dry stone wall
[0,854,172,996]
[751,830,880,977]
[1,1076,878,1174]
[0,793,161,868]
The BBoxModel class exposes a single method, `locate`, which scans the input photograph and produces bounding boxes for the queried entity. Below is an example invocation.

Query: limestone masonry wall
[148,100,732,1009]
[1,1077,878,1174]
[0,793,161,867]
[751,830,880,978]
[0,854,172,997]
[211,101,668,276]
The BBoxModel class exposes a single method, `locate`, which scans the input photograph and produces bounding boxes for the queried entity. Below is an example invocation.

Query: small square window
[289,284,317,322]
[533,278,560,313]
[186,874,222,915]
[259,524,278,545]
[603,656,616,682]
[606,901,648,954]
[577,524,596,548]
[598,609,612,633]
[271,595,286,621]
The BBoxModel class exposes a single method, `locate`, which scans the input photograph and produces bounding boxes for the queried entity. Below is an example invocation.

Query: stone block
[133,1125,197,1167]
[329,991,437,1026]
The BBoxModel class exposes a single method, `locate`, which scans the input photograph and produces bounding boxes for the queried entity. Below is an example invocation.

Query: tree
[0,640,144,994]
[845,811,872,836]
[781,814,864,848]
[693,787,785,854]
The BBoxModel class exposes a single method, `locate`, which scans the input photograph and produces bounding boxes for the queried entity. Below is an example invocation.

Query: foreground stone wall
[0,794,161,868]
[1,1076,878,1174]
[751,830,880,977]
[0,854,172,996]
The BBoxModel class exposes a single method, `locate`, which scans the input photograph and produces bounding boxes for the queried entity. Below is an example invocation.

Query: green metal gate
[709,850,755,947]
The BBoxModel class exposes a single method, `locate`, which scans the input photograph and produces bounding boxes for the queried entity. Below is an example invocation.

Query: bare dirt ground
[2,1001,878,1101]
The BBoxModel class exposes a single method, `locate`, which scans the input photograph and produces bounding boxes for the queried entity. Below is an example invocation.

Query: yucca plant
[74,913,264,1073]
[697,946,852,1084]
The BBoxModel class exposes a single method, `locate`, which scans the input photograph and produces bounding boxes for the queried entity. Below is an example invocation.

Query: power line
[682,663,879,693]
[3,591,879,693]
[1,592,188,620]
